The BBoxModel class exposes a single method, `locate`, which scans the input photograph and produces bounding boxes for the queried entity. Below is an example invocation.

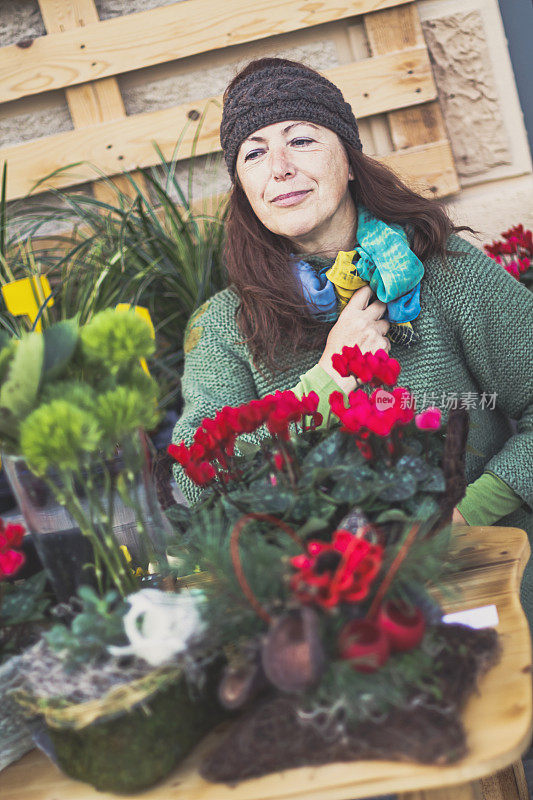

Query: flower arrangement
[484,223,532,289]
[14,582,220,792]
[164,346,498,782]
[0,309,170,600]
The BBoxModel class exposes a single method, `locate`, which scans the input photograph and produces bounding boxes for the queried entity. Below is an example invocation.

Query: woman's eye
[291,137,314,146]
[244,149,264,162]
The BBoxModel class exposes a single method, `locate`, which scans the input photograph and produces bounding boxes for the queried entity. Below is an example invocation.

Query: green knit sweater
[172,233,533,618]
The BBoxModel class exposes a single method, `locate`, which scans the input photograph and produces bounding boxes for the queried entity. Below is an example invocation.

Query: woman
[172,58,532,614]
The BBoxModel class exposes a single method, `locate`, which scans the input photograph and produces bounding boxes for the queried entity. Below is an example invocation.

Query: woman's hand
[318,286,390,393]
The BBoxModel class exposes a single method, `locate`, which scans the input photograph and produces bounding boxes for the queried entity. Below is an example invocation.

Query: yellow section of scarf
[325,250,413,332]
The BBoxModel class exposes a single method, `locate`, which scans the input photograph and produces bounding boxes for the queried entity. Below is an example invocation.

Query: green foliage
[44,586,127,670]
[301,627,447,730]
[80,309,155,370]
[1,135,229,410]
[20,400,102,475]
[0,571,51,663]
[0,570,49,627]
[0,331,44,445]
[42,380,97,411]
[42,318,79,380]
[176,502,301,648]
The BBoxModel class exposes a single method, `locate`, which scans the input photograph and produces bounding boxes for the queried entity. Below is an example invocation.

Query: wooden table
[1,526,531,800]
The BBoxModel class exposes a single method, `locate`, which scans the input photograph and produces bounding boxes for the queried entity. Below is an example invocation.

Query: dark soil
[201,624,499,783]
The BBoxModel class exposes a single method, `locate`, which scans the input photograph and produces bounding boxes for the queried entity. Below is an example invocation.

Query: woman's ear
[348,167,355,181]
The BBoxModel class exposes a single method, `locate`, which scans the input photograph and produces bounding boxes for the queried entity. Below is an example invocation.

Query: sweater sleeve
[291,363,348,430]
[428,235,533,510]
[456,471,524,525]
[171,295,265,505]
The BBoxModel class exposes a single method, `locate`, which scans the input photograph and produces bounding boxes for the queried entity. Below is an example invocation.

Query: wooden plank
[399,784,484,800]
[380,140,461,197]
[0,527,530,800]
[479,762,530,800]
[37,0,146,203]
[0,0,412,104]
[329,46,436,118]
[0,52,438,202]
[1,131,457,204]
[364,4,452,153]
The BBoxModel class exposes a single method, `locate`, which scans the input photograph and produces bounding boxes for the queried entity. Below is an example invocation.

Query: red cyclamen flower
[331,345,401,388]
[415,407,442,430]
[0,520,26,578]
[168,391,319,486]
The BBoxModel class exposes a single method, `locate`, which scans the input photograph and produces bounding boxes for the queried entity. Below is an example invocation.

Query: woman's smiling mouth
[270,190,311,206]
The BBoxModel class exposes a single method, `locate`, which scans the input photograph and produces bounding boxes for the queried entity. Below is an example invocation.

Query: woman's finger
[363,299,388,321]
[375,319,391,335]
[344,285,373,310]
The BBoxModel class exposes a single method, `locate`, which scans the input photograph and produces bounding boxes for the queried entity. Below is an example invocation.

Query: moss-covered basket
[19,665,221,794]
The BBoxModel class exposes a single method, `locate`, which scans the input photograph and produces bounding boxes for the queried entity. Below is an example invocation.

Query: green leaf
[165,503,191,533]
[375,508,410,523]
[295,516,330,538]
[378,469,418,501]
[42,318,79,380]
[405,493,440,520]
[396,454,430,481]
[0,329,10,352]
[302,429,344,472]
[421,467,446,493]
[0,331,44,422]
[330,475,372,504]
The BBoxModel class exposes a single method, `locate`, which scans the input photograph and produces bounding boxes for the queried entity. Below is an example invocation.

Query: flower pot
[338,619,390,673]
[2,449,170,602]
[378,600,426,652]
[22,666,221,793]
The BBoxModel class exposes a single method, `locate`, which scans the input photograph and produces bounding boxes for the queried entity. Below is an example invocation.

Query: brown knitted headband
[220,63,363,181]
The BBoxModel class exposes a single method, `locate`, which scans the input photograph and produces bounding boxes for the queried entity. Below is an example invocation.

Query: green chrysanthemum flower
[94,385,160,443]
[42,380,97,412]
[20,400,102,475]
[80,309,155,370]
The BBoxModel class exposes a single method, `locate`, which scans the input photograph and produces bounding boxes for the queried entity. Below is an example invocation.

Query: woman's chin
[271,219,320,243]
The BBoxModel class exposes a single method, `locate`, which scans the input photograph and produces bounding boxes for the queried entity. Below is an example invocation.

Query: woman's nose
[270,148,296,181]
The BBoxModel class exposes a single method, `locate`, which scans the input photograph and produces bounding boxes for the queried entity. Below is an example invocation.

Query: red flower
[0,520,26,579]
[415,407,442,430]
[273,451,285,471]
[331,345,401,388]
[330,385,416,439]
[168,391,320,487]
[290,529,383,609]
[485,225,532,283]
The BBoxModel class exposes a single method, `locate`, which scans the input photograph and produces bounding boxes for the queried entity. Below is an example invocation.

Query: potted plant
[163,345,500,782]
[15,582,223,792]
[0,308,170,601]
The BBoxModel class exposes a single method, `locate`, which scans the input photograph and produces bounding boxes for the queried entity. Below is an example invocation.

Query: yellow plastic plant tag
[2,276,54,332]
[115,303,155,375]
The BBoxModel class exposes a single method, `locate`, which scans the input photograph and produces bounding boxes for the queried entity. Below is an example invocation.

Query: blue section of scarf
[293,204,423,324]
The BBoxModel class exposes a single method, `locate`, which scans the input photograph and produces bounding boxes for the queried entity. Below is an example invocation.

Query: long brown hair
[223,58,475,374]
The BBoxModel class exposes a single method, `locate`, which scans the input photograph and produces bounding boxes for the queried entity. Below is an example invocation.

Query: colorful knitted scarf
[293,205,423,346]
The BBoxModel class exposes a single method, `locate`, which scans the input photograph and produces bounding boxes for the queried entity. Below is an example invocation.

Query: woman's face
[235,120,356,254]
